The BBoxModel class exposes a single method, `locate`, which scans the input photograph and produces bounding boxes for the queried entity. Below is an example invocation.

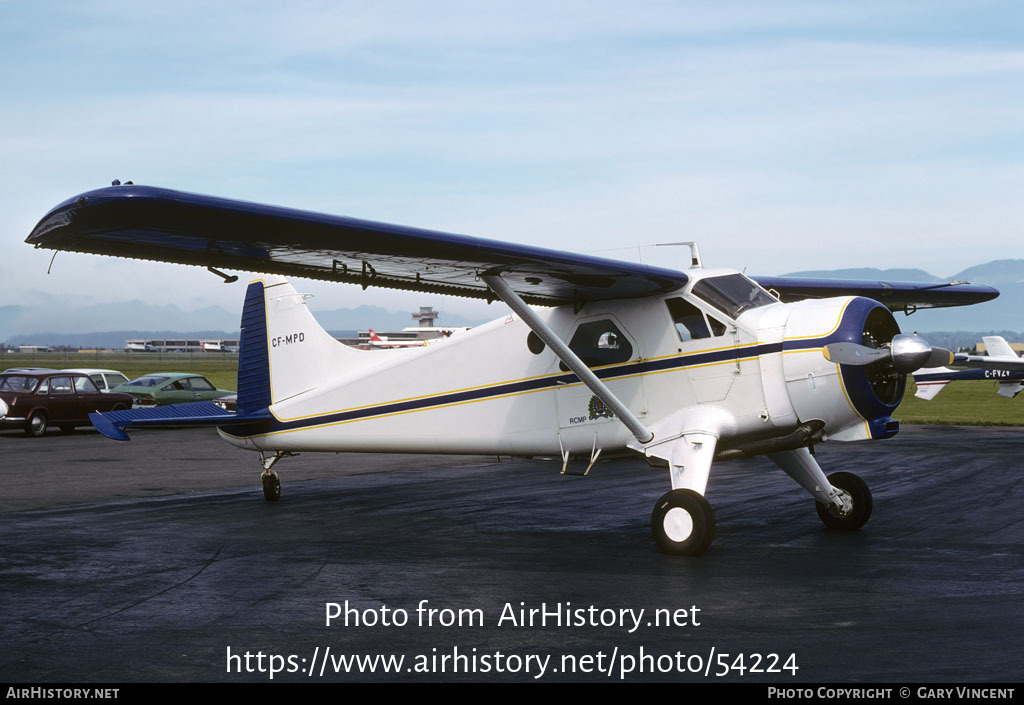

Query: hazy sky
[1,1,1021,322]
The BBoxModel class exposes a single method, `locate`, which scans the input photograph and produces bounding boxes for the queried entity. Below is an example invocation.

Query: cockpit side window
[691,274,775,319]
[666,298,728,342]
[559,320,633,371]
[667,298,710,341]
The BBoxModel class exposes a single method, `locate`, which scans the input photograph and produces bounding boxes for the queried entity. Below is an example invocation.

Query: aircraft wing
[26,185,687,306]
[751,275,998,312]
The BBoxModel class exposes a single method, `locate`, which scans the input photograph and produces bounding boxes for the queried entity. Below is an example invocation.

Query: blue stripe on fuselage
[226,296,895,439]
[222,339,826,438]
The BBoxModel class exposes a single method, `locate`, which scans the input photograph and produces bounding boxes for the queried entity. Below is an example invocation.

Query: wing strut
[482,274,654,444]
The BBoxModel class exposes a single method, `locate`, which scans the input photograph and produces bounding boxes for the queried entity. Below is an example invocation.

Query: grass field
[3,352,239,392]
[5,353,1022,425]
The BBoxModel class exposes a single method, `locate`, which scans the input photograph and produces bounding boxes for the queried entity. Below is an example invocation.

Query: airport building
[125,338,240,353]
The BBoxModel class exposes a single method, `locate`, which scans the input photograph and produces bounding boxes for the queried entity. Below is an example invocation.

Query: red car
[0,369,133,437]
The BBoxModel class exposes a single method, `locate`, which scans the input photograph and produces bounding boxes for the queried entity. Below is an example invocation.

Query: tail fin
[912,367,952,401]
[237,276,368,411]
[983,336,1017,359]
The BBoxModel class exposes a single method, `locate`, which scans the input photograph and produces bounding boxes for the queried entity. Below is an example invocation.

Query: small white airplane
[914,336,1024,400]
[25,185,999,555]
[364,329,428,348]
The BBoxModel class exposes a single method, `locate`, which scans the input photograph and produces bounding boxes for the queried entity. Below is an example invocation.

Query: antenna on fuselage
[655,241,702,269]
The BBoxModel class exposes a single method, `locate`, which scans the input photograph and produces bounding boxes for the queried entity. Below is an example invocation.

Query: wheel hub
[663,507,694,542]
[827,489,854,517]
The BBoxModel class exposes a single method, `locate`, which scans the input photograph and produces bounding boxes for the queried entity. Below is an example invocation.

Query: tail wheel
[816,471,872,530]
[262,472,281,502]
[651,489,716,556]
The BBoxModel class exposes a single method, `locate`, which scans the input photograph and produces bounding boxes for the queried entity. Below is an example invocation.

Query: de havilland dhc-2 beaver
[24,184,999,555]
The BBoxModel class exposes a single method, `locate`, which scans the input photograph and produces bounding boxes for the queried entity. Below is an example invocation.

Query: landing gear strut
[769,448,873,531]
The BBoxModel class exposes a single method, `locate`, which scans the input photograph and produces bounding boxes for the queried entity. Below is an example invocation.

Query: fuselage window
[666,297,728,342]
[559,320,633,371]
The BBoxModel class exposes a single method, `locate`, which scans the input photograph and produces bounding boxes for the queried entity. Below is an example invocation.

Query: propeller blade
[923,347,954,368]
[822,343,890,366]
[823,335,953,374]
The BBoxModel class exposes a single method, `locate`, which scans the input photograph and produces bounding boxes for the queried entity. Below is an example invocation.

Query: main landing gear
[651,489,716,556]
[259,451,298,502]
[649,447,873,556]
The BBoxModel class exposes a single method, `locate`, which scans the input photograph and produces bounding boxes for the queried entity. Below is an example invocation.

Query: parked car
[62,368,130,393]
[110,373,234,407]
[0,370,134,436]
[213,394,237,413]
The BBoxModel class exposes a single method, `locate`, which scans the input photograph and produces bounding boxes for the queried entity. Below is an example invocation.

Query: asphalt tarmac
[1,424,1021,683]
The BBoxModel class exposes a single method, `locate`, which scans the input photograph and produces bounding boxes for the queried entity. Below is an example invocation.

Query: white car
[61,368,130,393]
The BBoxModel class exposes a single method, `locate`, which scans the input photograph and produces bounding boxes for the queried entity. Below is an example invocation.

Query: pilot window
[666,298,727,342]
[558,320,633,371]
[691,274,775,319]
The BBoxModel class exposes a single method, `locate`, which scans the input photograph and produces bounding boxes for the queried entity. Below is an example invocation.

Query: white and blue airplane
[914,336,1024,400]
[25,185,999,555]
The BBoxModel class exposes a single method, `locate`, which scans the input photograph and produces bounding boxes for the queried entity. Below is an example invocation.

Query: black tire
[816,471,872,530]
[651,489,716,556]
[262,473,281,502]
[25,411,48,437]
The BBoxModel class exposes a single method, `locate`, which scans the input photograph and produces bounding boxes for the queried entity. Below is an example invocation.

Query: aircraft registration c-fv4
[26,185,999,556]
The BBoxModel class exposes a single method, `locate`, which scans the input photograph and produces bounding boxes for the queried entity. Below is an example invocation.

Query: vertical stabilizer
[983,336,1017,359]
[236,276,370,411]
[236,280,273,415]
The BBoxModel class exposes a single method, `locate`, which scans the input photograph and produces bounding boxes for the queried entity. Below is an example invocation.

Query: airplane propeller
[823,334,954,374]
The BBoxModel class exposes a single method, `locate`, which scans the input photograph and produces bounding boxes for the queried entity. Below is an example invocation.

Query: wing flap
[27,185,688,305]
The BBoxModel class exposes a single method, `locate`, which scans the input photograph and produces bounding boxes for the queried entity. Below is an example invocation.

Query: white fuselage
[220,270,883,459]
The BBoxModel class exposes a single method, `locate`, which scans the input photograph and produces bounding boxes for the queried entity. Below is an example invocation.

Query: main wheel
[651,489,716,556]
[816,471,872,530]
[262,472,281,502]
[25,411,48,437]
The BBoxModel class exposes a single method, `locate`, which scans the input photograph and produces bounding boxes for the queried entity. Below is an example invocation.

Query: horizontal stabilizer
[997,382,1024,399]
[913,379,949,401]
[90,401,272,441]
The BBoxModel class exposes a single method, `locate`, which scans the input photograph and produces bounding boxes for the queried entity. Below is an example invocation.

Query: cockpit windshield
[691,274,776,320]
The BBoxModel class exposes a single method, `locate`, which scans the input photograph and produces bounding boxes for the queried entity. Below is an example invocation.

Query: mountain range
[3,260,1021,347]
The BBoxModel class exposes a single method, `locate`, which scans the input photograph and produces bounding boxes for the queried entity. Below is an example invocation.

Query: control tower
[411,306,439,328]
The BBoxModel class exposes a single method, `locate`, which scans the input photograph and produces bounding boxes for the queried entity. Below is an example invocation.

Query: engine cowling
[777,296,904,442]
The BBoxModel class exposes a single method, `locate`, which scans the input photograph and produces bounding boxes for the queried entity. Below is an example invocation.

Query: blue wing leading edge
[26,184,997,310]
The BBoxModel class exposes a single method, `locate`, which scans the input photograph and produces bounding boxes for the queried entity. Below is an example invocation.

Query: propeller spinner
[824,334,954,374]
